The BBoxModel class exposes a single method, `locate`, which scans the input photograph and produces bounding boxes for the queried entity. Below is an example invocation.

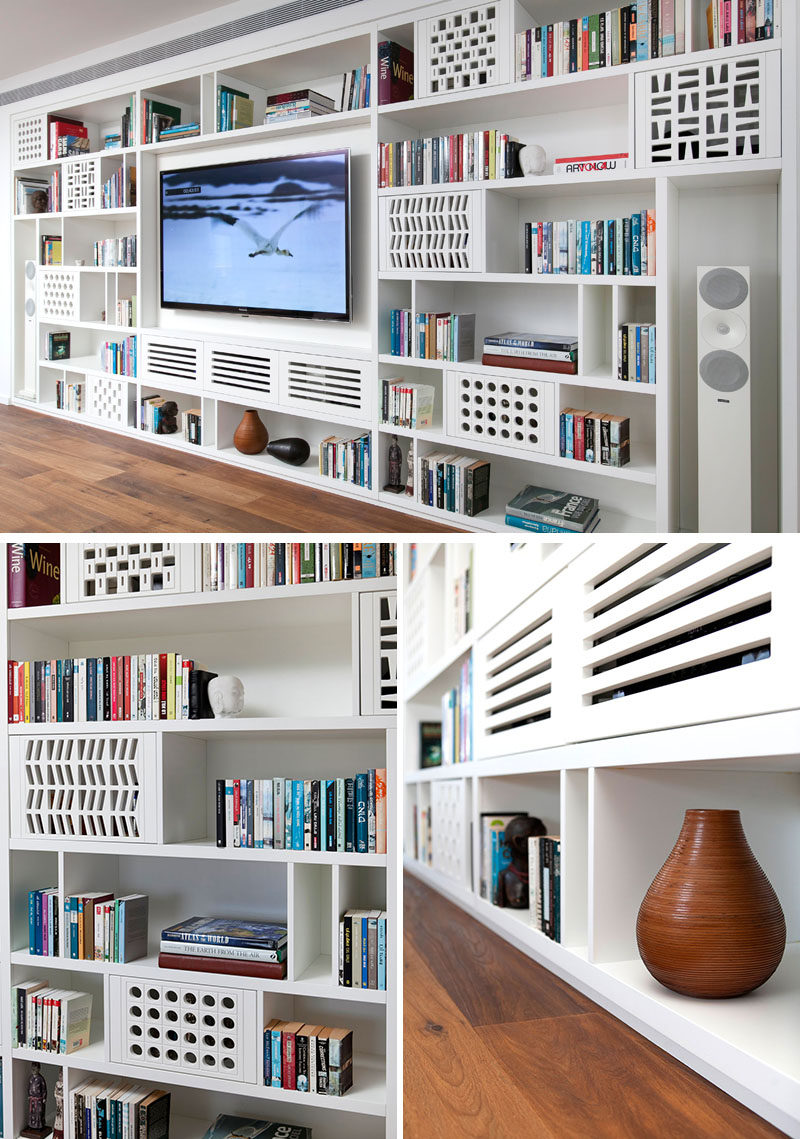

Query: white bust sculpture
[519,143,547,176]
[208,675,245,718]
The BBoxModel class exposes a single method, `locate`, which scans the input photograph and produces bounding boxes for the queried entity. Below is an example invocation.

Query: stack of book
[70,1081,169,1137]
[94,235,136,266]
[377,40,413,104]
[618,322,656,382]
[40,233,62,264]
[341,67,370,110]
[217,84,254,131]
[529,834,562,941]
[216,770,387,853]
[524,211,655,276]
[64,893,149,963]
[7,653,215,724]
[158,122,201,141]
[140,97,181,143]
[264,1022,353,1095]
[416,452,490,517]
[505,485,600,533]
[378,129,522,187]
[389,309,476,361]
[264,88,336,123]
[100,336,137,376]
[202,1116,309,1139]
[58,135,91,157]
[318,431,371,487]
[561,407,630,466]
[12,980,92,1053]
[159,917,288,979]
[200,541,396,589]
[441,656,473,764]
[515,5,685,78]
[48,114,88,157]
[380,380,435,429]
[56,379,84,413]
[706,0,776,46]
[339,910,387,989]
[28,887,59,955]
[104,131,122,149]
[483,330,578,374]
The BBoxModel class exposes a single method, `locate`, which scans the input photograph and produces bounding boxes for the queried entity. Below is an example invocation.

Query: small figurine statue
[208,675,245,718]
[21,1061,49,1137]
[405,437,415,497]
[383,434,404,493]
[53,1072,64,1139]
[156,399,180,434]
[519,143,547,176]
[30,189,49,214]
[496,815,547,908]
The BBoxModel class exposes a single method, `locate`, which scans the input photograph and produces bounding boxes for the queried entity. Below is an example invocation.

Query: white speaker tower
[697,265,751,532]
[22,259,38,400]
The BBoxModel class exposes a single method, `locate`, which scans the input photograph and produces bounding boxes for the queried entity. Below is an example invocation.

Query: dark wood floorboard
[404,872,787,1139]
[0,405,461,533]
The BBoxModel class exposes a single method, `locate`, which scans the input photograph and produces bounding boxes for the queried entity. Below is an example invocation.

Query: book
[553,151,629,175]
[157,952,286,979]
[481,353,577,374]
[161,916,288,949]
[7,544,61,607]
[377,40,414,104]
[47,331,70,360]
[137,1089,171,1138]
[201,1117,311,1139]
[506,485,599,531]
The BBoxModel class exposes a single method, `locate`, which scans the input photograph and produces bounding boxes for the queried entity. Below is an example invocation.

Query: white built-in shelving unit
[0,541,397,1139]
[5,0,797,531]
[404,537,800,1137]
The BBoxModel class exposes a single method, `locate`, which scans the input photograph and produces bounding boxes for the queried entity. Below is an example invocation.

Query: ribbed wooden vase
[233,409,268,454]
[636,809,786,999]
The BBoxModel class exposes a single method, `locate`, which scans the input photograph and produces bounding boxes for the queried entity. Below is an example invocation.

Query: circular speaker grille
[25,298,35,317]
[699,350,749,392]
[698,267,748,309]
[25,261,37,280]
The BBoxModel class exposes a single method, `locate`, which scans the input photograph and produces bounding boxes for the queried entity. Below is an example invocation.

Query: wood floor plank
[404,870,591,1026]
[404,938,557,1139]
[0,405,460,533]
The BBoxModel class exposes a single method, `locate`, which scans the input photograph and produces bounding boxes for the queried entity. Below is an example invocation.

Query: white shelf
[8,715,389,737]
[378,355,656,395]
[378,270,658,286]
[140,108,372,155]
[405,630,475,702]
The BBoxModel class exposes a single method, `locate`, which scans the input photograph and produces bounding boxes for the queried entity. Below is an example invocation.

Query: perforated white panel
[13,735,149,840]
[88,375,127,425]
[14,113,48,165]
[448,370,555,455]
[40,270,79,321]
[422,5,502,95]
[381,192,481,272]
[281,354,370,423]
[79,543,181,598]
[144,336,202,388]
[636,52,779,166]
[110,975,257,1082]
[64,158,102,211]
[431,779,470,885]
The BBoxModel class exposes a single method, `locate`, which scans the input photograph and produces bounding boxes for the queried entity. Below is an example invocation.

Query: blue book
[34,890,43,954]
[559,412,566,457]
[640,210,647,275]
[345,778,355,852]
[505,513,598,534]
[362,915,369,987]
[565,411,574,459]
[649,325,656,382]
[636,325,642,380]
[161,917,288,948]
[355,773,368,853]
[293,780,304,850]
[362,543,377,577]
[238,544,246,588]
[96,658,104,721]
[631,213,641,275]
[271,1025,282,1087]
[263,1027,271,1085]
[320,780,327,852]
[580,221,591,273]
[56,659,63,721]
[86,659,97,721]
[377,915,386,990]
[636,0,649,59]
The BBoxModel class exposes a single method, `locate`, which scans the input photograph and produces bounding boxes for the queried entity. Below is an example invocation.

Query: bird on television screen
[213,202,324,257]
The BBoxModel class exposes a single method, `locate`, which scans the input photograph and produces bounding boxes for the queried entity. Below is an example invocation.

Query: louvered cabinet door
[572,538,800,741]
[204,341,278,407]
[142,335,203,389]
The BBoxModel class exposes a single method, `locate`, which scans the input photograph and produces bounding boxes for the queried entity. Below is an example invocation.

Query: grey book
[118,894,149,962]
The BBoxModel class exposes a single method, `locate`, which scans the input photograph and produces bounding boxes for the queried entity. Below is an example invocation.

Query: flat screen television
[160,149,351,321]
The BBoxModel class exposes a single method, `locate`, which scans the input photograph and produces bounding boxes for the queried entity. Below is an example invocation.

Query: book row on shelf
[264,1021,353,1096]
[102,163,129,209]
[49,112,92,157]
[705,0,777,47]
[619,322,656,381]
[561,406,631,466]
[95,234,137,266]
[389,310,476,362]
[217,83,255,131]
[318,432,371,487]
[12,979,92,1053]
[378,130,523,188]
[214,771,388,855]
[338,910,388,990]
[101,335,137,376]
[200,541,396,590]
[479,814,561,942]
[515,2,686,81]
[381,379,435,430]
[140,96,189,144]
[7,653,217,723]
[56,380,84,412]
[482,330,578,374]
[411,803,433,866]
[59,892,149,962]
[15,173,58,214]
[524,212,656,277]
[41,232,62,264]
[415,450,491,517]
[140,395,202,444]
[158,915,288,979]
[441,656,474,766]
[116,295,138,327]
[505,485,601,533]
[70,1082,170,1139]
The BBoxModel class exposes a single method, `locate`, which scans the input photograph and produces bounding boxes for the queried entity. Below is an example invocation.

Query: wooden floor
[0,405,459,533]
[404,872,785,1139]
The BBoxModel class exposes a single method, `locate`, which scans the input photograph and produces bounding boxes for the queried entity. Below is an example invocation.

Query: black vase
[267,437,311,466]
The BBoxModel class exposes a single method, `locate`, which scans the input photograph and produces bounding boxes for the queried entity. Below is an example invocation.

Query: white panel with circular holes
[446,368,555,456]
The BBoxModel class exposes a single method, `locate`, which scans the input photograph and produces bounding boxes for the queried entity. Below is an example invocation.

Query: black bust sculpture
[496,814,547,908]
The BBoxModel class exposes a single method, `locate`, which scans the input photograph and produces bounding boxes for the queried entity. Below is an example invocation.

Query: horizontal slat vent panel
[144,338,201,385]
[208,346,274,398]
[584,544,773,704]
[283,355,368,418]
[483,609,553,735]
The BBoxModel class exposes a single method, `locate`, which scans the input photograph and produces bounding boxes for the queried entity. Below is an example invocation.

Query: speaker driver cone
[700,311,747,349]
[698,267,749,309]
[699,350,749,392]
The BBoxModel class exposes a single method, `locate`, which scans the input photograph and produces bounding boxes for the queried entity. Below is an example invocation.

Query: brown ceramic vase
[233,409,269,454]
[636,809,785,999]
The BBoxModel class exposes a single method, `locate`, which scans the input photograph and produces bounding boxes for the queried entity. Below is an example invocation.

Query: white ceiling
[2,0,242,83]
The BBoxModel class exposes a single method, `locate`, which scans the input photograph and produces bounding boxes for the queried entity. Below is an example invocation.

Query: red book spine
[111,656,118,720]
[159,653,168,718]
[292,544,301,583]
[157,952,286,979]
[283,1030,296,1090]
[547,23,554,75]
[245,544,254,589]
[583,23,590,70]
[124,656,131,721]
[233,779,240,841]
[481,354,578,374]
[483,131,490,178]
[574,413,586,461]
